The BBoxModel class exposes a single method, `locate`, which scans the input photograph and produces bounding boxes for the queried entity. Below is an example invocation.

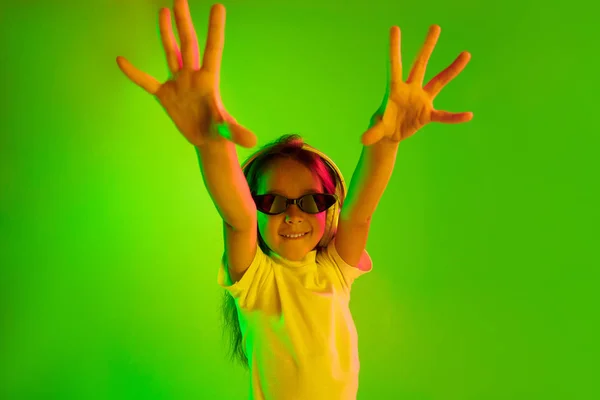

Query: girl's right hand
[116,1,257,148]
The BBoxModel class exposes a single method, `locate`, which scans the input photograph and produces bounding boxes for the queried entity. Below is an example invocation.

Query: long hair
[220,133,339,369]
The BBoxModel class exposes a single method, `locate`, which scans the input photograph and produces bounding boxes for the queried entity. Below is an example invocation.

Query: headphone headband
[240,143,346,198]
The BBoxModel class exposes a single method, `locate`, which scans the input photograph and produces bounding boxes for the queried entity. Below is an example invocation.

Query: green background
[1,0,597,399]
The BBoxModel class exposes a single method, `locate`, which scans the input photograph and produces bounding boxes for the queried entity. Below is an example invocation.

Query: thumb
[219,107,257,148]
[361,120,385,146]
[228,122,258,148]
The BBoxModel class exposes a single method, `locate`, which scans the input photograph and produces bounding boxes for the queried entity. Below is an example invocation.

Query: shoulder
[317,237,373,275]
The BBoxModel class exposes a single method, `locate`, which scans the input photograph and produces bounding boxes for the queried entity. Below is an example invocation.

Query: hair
[220,133,340,370]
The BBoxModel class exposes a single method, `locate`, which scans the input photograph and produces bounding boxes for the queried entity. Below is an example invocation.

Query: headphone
[240,143,347,249]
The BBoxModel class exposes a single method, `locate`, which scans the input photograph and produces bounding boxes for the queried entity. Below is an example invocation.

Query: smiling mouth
[280,232,309,239]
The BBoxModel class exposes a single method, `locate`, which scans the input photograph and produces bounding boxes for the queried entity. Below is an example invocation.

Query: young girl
[219,133,372,399]
[117,1,472,398]
[116,2,371,398]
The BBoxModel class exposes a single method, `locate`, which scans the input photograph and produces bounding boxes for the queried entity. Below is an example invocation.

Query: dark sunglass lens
[270,195,288,214]
[255,194,275,213]
[299,195,318,213]
[300,194,335,213]
[254,195,291,214]
[316,194,336,211]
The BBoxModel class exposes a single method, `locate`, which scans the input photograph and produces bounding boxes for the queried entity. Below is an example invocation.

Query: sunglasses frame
[252,193,338,215]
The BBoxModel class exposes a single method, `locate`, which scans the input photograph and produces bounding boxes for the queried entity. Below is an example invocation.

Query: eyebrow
[265,189,320,196]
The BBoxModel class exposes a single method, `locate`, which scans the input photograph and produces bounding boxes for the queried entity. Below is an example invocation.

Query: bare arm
[195,136,256,230]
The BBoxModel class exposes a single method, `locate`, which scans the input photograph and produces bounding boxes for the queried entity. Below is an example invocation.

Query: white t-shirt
[218,237,372,400]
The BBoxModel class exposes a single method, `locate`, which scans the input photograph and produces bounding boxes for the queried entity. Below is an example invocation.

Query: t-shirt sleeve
[217,245,272,310]
[318,237,373,293]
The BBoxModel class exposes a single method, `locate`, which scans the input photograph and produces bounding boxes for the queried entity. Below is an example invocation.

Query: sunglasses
[252,193,338,215]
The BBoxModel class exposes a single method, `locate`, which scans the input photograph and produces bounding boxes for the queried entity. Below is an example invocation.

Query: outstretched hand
[362,25,473,146]
[116,1,257,148]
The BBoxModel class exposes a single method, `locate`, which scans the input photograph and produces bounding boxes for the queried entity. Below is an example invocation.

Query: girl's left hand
[362,25,473,146]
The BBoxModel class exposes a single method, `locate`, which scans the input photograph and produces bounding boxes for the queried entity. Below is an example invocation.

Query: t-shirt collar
[271,249,317,268]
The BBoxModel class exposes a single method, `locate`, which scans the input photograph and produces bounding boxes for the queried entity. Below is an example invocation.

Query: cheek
[258,215,281,242]
[320,213,328,225]
[313,214,328,234]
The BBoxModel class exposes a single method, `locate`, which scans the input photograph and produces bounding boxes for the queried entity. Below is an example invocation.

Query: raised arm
[116,1,258,228]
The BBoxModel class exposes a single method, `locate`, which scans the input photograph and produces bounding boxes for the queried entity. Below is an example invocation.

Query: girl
[117,1,472,398]
[117,3,372,398]
[220,133,372,398]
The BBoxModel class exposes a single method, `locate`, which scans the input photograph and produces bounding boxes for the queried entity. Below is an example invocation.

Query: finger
[424,51,470,99]
[202,3,226,75]
[159,8,183,75]
[406,24,441,86]
[431,110,473,124]
[361,120,386,146]
[174,0,200,70]
[116,56,161,95]
[210,100,256,148]
[389,26,402,86]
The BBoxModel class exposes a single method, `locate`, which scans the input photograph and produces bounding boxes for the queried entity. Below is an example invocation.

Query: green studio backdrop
[0,0,597,399]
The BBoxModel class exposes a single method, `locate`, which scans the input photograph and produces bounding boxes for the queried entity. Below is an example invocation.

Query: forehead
[259,158,322,194]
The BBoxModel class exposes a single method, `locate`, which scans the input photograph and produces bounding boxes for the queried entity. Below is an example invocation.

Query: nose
[284,204,304,223]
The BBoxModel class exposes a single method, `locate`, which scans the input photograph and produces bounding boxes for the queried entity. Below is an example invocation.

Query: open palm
[116,1,256,148]
[363,25,473,145]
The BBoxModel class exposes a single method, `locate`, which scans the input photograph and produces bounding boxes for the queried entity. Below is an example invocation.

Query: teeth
[283,232,307,238]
